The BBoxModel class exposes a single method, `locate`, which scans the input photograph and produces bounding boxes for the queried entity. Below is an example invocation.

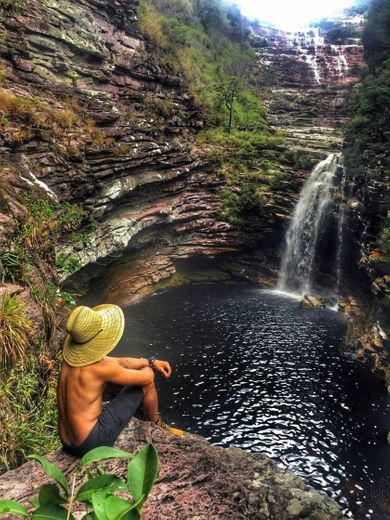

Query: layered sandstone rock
[252,20,365,157]
[0,1,365,302]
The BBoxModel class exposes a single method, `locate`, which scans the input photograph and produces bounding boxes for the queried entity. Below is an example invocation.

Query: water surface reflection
[109,282,390,519]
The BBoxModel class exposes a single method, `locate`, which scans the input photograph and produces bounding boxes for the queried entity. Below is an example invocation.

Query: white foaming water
[335,162,347,297]
[277,153,340,295]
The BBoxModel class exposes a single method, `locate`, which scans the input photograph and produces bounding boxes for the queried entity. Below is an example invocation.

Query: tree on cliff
[216,76,243,133]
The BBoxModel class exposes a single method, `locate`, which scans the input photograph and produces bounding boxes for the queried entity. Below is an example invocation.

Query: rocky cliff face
[0,0,250,303]
[252,21,364,156]
[0,2,365,303]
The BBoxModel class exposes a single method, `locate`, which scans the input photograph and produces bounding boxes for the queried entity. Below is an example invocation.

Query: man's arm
[103,356,172,380]
[109,356,149,370]
[98,360,154,387]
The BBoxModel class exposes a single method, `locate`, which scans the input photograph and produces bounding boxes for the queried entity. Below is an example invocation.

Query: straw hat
[63,304,124,367]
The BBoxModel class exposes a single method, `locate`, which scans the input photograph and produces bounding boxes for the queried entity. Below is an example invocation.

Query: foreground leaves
[127,444,158,507]
[76,475,126,502]
[0,500,28,517]
[1,444,159,519]
[31,504,73,520]
[80,447,134,468]
[28,455,69,496]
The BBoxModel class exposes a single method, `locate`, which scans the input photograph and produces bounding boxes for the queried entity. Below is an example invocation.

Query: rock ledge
[0,419,345,519]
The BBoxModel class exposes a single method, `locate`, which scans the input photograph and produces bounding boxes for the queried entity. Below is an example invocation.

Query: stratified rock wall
[0,0,255,302]
[0,2,366,302]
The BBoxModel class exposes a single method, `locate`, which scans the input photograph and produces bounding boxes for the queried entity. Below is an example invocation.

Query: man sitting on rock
[57,304,183,457]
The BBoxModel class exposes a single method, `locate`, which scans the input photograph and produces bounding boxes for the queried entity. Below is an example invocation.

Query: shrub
[0,355,59,472]
[56,253,81,275]
[0,444,159,518]
[218,183,265,227]
[0,0,26,14]
[0,291,31,369]
[378,218,390,254]
[138,1,168,47]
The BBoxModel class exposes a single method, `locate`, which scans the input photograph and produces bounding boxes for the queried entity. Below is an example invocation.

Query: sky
[234,0,356,30]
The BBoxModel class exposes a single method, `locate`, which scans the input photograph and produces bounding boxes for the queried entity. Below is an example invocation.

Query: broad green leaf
[121,510,140,520]
[31,504,72,520]
[127,444,159,506]
[39,484,66,506]
[80,447,134,468]
[82,514,97,520]
[29,497,40,508]
[104,495,144,520]
[91,491,108,520]
[76,474,126,502]
[28,455,70,496]
[0,500,28,517]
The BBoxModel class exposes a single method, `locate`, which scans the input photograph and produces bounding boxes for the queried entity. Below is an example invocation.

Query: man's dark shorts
[62,385,143,457]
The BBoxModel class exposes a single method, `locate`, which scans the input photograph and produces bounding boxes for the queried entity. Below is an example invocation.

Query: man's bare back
[57,356,171,447]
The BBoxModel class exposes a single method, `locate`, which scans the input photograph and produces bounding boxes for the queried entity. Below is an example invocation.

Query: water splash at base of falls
[277,153,341,296]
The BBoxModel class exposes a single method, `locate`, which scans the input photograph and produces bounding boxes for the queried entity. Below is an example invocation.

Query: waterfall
[277,153,340,295]
[335,163,347,297]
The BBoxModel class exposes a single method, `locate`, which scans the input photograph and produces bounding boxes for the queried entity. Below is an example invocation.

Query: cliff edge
[0,418,346,519]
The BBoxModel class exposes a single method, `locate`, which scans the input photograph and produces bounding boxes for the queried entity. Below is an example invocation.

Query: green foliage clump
[0,444,159,519]
[344,58,390,173]
[137,0,265,131]
[198,128,280,159]
[55,253,81,276]
[197,129,282,228]
[362,0,390,70]
[0,0,26,14]
[0,291,31,369]
[0,196,88,283]
[378,218,390,254]
[218,183,265,228]
[0,355,59,473]
[344,0,390,175]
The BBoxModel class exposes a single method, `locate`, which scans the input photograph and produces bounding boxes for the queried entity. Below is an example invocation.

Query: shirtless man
[57,304,183,457]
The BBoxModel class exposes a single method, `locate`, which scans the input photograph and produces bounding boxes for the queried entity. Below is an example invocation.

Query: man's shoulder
[91,357,120,374]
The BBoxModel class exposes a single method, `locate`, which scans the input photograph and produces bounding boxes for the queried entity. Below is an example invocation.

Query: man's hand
[153,360,172,379]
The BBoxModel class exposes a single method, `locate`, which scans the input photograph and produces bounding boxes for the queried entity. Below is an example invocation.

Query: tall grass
[0,291,31,369]
[0,355,59,473]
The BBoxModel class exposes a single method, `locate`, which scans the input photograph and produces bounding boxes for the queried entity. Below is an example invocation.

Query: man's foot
[155,415,185,436]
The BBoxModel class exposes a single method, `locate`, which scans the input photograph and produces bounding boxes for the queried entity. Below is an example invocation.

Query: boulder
[0,419,346,519]
[338,296,364,319]
[300,294,326,309]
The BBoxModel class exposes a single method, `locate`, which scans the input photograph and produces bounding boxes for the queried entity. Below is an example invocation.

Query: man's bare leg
[141,380,159,423]
[139,367,184,436]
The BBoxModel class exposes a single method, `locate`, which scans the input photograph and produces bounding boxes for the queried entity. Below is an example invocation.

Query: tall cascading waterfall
[335,163,347,297]
[277,153,341,295]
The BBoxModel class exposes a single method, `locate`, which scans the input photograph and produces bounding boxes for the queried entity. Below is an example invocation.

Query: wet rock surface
[300,294,326,309]
[252,22,364,158]
[0,418,346,519]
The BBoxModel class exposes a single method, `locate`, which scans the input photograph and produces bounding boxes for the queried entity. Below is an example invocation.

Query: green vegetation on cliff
[0,186,88,473]
[138,0,265,130]
[138,0,282,228]
[344,0,390,254]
